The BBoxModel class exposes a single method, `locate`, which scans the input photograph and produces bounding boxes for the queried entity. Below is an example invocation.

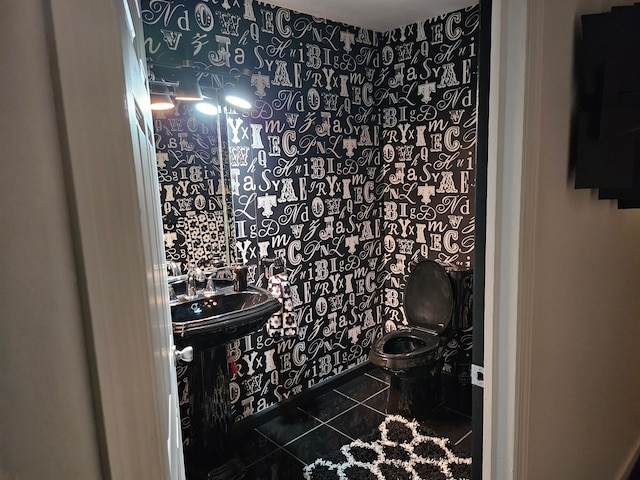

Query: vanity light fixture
[148,63,254,112]
[224,68,253,110]
[175,65,203,101]
[149,84,175,111]
[195,100,221,116]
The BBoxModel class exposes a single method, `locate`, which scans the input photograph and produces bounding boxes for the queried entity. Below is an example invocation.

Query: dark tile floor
[232,366,472,479]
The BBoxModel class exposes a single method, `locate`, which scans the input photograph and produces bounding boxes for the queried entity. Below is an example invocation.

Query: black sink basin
[170,280,280,348]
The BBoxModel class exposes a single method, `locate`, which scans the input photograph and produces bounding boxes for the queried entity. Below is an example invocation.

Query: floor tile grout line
[280,419,327,449]
[453,428,472,446]
[333,388,354,401]
[326,401,360,421]
[296,397,360,425]
[362,402,388,417]
[279,445,310,467]
[247,444,309,468]
[364,371,390,385]
[332,385,388,405]
[244,445,282,468]
[294,387,385,432]
[254,427,280,443]
[299,410,346,425]
[255,407,327,450]
[324,422,356,442]
[296,407,329,426]
[335,387,472,443]
[243,429,284,468]
[320,400,377,440]
[282,406,358,463]
[330,386,390,418]
[296,405,329,427]
[357,385,389,405]
[358,374,390,389]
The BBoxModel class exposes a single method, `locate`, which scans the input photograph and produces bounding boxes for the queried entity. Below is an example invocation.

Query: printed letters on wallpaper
[379,9,478,332]
[142,0,479,432]
[153,106,233,270]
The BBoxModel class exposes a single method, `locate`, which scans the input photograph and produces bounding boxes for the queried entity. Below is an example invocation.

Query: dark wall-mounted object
[574,4,640,208]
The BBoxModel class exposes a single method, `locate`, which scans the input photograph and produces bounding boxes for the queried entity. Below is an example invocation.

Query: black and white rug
[303,415,471,480]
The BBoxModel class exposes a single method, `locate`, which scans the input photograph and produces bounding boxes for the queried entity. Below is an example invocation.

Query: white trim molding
[483,0,540,477]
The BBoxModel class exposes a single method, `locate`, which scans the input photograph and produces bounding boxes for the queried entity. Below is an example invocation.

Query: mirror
[152,96,237,273]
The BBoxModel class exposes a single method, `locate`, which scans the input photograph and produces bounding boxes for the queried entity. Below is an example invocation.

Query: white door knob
[173,345,194,363]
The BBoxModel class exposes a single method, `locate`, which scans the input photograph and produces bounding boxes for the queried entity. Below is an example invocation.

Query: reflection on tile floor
[230,366,472,479]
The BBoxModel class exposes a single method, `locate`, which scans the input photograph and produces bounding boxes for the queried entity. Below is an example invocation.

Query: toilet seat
[370,260,454,371]
[403,260,454,335]
[371,329,441,371]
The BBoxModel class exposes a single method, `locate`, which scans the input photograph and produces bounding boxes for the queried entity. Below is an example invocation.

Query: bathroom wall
[221,11,384,422]
[142,0,383,425]
[379,8,478,332]
[511,0,640,477]
[1,3,103,477]
[153,107,235,269]
[142,0,477,425]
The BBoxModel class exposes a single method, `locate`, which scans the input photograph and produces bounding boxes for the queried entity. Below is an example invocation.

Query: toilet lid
[403,260,453,334]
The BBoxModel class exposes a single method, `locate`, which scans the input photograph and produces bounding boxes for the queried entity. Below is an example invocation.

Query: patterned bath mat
[303,415,471,480]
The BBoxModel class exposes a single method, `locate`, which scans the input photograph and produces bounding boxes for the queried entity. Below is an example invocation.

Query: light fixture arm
[149,62,250,85]
[148,63,254,111]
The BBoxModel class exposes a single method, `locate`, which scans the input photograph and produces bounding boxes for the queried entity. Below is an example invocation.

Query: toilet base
[385,362,444,420]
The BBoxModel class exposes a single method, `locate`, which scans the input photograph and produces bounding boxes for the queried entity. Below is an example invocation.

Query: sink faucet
[234,265,248,292]
[206,264,248,292]
[167,260,181,277]
[186,268,198,298]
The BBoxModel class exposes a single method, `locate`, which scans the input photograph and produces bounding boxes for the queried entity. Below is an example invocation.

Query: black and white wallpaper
[379,10,479,331]
[153,105,235,271]
[142,0,478,427]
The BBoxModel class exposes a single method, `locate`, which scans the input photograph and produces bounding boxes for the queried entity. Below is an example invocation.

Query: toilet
[369,259,455,420]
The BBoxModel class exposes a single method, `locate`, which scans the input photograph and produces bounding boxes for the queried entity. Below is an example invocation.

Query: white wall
[524,0,640,477]
[0,3,102,479]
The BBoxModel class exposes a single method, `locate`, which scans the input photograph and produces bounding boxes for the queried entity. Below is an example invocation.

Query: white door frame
[483,0,537,478]
[49,0,184,478]
[50,0,536,477]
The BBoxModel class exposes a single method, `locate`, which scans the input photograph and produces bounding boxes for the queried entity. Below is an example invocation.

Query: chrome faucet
[167,260,181,277]
[205,264,248,292]
[186,268,198,298]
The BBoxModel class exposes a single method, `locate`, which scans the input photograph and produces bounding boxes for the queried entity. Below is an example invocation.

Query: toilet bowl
[369,259,454,419]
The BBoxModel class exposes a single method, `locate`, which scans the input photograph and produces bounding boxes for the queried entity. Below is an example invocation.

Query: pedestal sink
[170,278,280,480]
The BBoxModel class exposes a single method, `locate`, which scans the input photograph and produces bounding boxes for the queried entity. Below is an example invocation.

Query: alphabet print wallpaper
[379,10,478,331]
[142,0,478,435]
[153,107,235,270]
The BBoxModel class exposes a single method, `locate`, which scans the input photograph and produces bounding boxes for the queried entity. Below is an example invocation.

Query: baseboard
[617,434,640,480]
[233,360,374,436]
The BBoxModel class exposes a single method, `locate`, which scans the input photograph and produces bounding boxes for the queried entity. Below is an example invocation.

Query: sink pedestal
[179,341,246,480]
[169,281,281,480]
